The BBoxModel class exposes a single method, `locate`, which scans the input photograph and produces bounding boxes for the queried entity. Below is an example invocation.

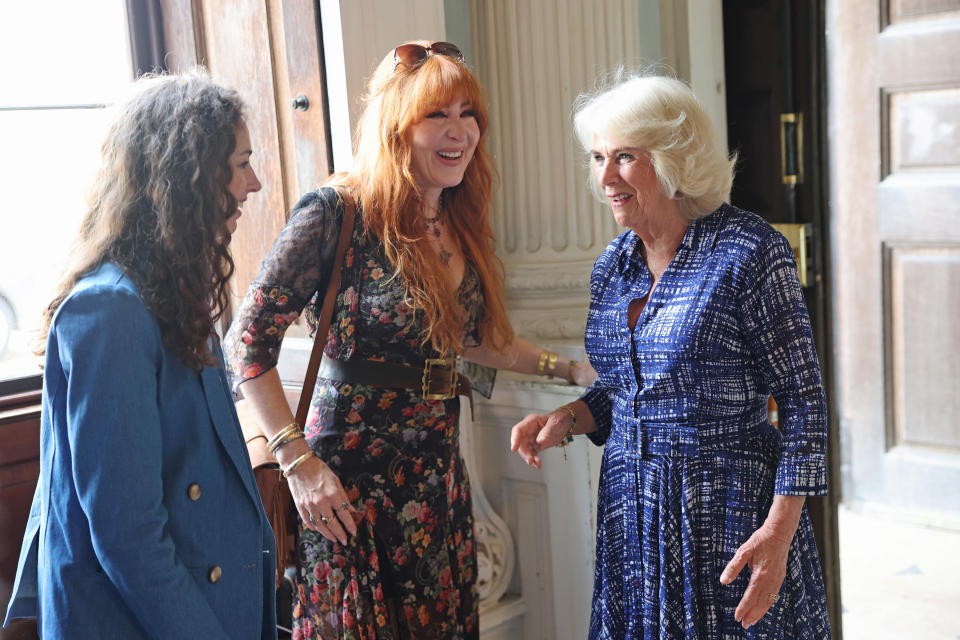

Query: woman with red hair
[225,41,595,639]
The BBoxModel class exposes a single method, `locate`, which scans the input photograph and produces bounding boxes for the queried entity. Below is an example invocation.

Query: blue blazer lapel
[197,364,263,508]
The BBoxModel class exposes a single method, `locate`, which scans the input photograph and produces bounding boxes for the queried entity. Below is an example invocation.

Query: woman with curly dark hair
[4,70,275,639]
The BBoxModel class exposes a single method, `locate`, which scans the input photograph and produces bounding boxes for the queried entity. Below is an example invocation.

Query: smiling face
[407,92,480,202]
[224,121,261,235]
[591,134,673,233]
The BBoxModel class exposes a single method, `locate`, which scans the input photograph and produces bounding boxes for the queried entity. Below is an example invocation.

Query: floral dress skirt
[293,381,478,640]
[224,188,484,640]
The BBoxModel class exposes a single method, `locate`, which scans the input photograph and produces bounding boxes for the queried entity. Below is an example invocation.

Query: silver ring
[340,501,350,511]
[309,514,317,524]
[319,514,329,524]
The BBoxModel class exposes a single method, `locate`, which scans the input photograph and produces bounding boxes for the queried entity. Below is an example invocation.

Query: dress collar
[614,203,729,275]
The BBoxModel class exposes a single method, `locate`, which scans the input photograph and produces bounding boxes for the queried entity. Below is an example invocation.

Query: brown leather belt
[318,355,472,405]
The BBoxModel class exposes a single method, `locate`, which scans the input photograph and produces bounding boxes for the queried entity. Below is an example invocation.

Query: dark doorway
[722,0,842,636]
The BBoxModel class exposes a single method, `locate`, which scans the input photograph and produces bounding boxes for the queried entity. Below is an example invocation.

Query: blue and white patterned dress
[580,204,831,639]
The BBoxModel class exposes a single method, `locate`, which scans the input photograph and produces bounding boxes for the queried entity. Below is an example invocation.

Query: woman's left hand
[720,494,804,629]
[510,408,575,469]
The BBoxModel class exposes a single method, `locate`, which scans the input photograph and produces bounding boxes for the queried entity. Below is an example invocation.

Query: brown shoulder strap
[295,189,355,426]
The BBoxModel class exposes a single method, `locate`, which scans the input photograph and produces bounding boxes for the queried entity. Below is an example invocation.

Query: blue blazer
[4,263,277,639]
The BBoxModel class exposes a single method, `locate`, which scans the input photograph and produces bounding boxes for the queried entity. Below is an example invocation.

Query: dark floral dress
[224,187,482,640]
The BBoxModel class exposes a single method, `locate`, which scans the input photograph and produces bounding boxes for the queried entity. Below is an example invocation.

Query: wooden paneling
[160,0,333,311]
[272,0,332,203]
[889,89,960,172]
[878,175,960,240]
[889,0,960,23]
[0,405,40,640]
[886,245,960,450]
[833,0,960,522]
[159,0,204,71]
[877,18,960,88]
[197,1,288,299]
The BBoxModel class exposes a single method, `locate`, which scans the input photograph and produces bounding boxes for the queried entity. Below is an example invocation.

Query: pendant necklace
[424,198,453,266]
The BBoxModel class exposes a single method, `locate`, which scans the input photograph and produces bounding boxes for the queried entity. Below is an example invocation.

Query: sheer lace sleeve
[223,187,344,390]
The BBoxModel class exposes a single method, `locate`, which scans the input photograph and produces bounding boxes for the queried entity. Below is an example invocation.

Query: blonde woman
[511,74,831,639]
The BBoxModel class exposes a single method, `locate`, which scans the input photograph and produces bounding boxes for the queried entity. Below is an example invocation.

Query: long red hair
[332,43,513,356]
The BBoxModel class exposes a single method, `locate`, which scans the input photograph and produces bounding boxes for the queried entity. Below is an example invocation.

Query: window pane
[0,1,131,383]
[0,0,131,107]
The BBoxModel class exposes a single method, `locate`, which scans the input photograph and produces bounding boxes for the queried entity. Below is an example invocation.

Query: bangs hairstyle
[38,69,244,370]
[573,72,736,220]
[334,44,513,357]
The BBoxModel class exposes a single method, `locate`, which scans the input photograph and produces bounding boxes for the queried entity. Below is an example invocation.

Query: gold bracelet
[266,422,302,452]
[282,451,315,478]
[536,349,549,376]
[245,433,267,445]
[564,360,578,385]
[557,405,577,440]
[556,405,577,459]
[546,351,559,378]
[271,431,305,455]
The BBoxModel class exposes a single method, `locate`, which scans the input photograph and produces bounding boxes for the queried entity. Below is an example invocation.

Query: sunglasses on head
[393,41,464,71]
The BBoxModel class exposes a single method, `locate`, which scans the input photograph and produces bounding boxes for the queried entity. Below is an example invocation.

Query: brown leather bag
[239,188,355,581]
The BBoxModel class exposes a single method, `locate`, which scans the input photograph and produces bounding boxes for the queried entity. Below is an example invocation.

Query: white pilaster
[469,0,645,345]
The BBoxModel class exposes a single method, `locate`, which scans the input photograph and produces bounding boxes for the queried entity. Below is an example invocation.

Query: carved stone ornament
[458,401,515,611]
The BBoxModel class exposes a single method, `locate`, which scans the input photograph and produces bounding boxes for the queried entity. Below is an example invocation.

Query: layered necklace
[424,198,453,266]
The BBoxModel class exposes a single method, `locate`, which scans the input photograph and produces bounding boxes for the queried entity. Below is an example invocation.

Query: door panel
[160,0,332,304]
[887,246,960,450]
[831,1,960,518]
[197,0,289,296]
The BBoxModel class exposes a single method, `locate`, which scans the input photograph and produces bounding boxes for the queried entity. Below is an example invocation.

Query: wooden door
[723,0,843,634]
[832,2,960,519]
[0,382,41,640]
[160,0,333,301]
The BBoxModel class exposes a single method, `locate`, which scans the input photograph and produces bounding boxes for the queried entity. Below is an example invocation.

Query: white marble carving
[459,398,516,612]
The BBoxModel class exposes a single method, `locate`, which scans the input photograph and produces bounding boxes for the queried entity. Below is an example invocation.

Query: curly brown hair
[38,70,246,370]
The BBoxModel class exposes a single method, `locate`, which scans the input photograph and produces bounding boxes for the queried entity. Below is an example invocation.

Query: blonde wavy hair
[331,42,512,356]
[573,71,736,220]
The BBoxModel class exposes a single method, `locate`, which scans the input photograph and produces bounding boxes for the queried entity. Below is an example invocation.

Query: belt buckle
[422,358,458,401]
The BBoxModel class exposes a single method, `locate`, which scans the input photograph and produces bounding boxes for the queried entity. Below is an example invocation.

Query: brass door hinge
[771,222,813,287]
[780,112,804,185]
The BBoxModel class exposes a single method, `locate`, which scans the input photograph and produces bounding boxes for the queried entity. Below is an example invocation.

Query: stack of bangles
[265,422,313,478]
[536,349,581,385]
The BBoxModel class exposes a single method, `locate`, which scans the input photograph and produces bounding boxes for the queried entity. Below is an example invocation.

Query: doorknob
[291,95,309,111]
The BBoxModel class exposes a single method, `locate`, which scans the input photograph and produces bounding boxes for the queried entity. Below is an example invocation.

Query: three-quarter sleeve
[740,230,828,496]
[224,188,344,391]
[582,383,614,446]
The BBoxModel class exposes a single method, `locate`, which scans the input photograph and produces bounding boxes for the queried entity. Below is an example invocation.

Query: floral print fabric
[224,187,482,640]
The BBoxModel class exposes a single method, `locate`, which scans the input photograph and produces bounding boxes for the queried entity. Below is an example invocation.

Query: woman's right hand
[283,445,359,545]
[510,407,576,469]
[237,370,360,545]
